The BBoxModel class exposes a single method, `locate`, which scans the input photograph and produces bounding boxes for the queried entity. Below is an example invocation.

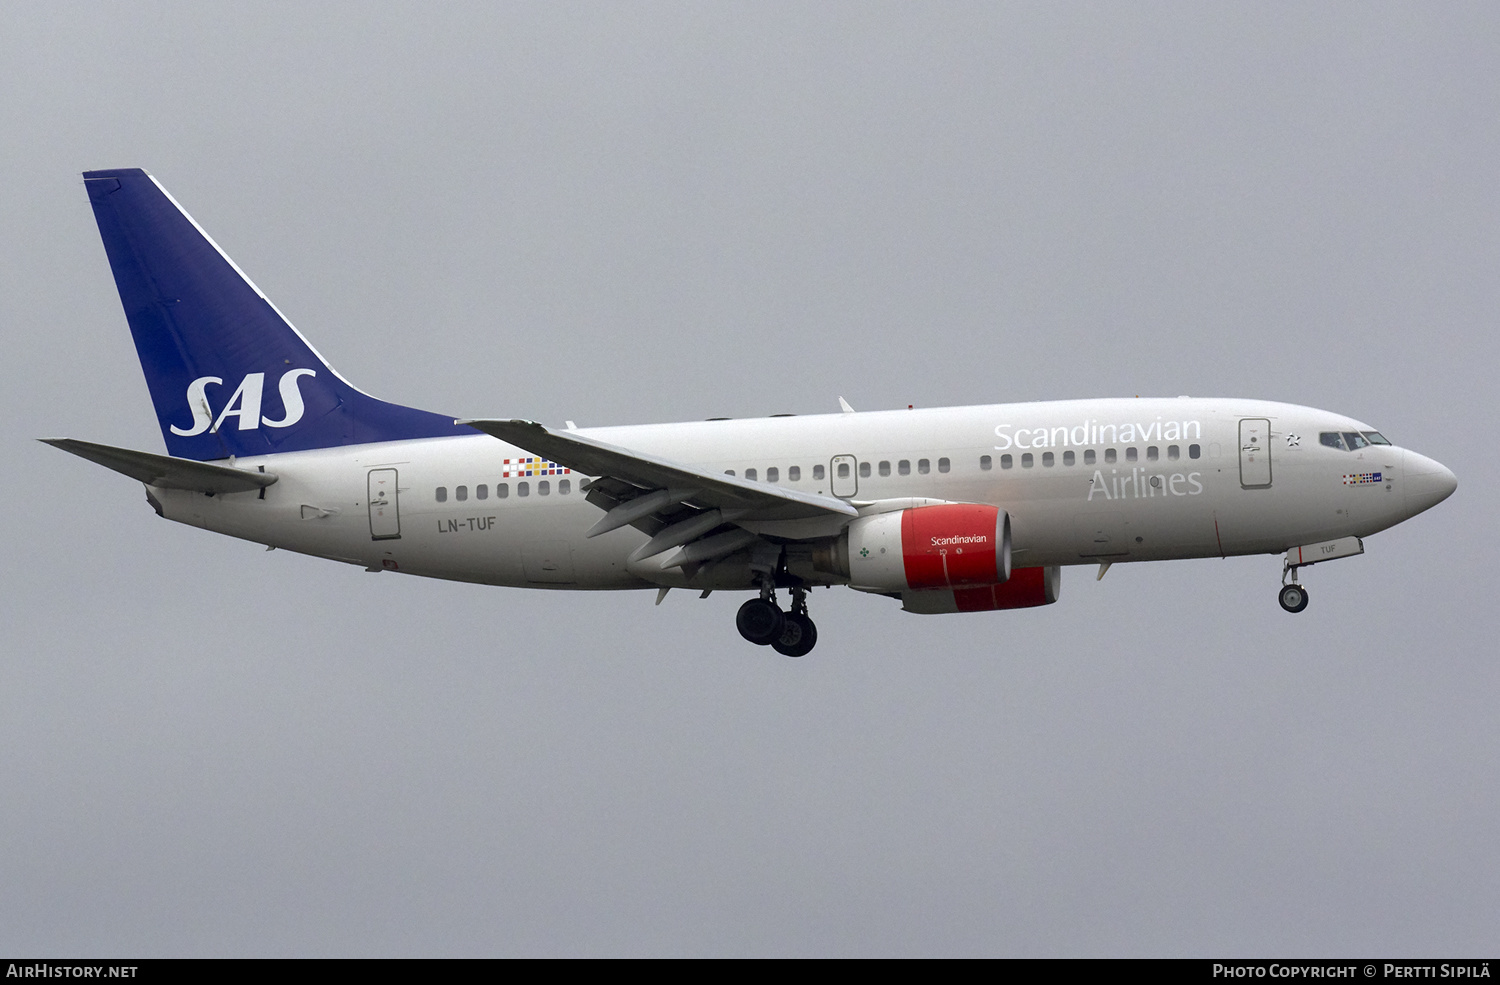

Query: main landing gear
[737,585,818,657]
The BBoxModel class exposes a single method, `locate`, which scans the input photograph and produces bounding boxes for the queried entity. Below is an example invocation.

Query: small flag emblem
[501,457,572,478]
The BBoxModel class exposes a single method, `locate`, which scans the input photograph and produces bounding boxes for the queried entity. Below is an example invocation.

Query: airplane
[44,168,1458,657]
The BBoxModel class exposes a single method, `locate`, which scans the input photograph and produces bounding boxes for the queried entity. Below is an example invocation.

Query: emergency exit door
[830,455,859,498]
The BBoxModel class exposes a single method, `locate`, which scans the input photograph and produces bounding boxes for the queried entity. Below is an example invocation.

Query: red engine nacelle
[844,503,1011,593]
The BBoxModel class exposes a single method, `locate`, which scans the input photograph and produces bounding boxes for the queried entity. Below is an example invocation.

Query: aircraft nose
[1404,450,1457,517]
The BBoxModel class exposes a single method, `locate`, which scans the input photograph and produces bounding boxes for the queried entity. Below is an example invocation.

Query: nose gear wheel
[1278,559,1312,613]
[1278,583,1310,613]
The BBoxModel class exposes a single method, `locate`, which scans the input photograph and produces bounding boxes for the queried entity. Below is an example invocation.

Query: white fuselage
[148,397,1451,592]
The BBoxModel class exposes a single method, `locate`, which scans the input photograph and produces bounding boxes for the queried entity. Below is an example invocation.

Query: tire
[1278,584,1310,613]
[771,612,818,657]
[736,598,785,645]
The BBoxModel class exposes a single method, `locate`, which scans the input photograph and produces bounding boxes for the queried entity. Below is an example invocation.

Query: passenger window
[538,480,549,495]
[559,479,570,495]
[767,467,779,483]
[814,464,826,480]
[788,466,801,481]
[918,459,930,474]
[836,463,848,478]
[1084,449,1096,465]
[1001,454,1013,469]
[456,485,468,502]
[497,483,508,498]
[517,482,529,498]
[1042,452,1055,467]
[1146,446,1159,461]
[1126,447,1138,462]
[1167,445,1180,461]
[1063,450,1074,466]
[938,457,950,473]
[979,455,992,471]
[435,486,448,503]
[1188,444,1201,459]
[745,468,758,481]
[724,469,735,476]
[476,484,488,500]
[1105,448,1117,464]
[899,459,911,475]
[1021,453,1034,468]
[859,462,871,478]
[878,461,890,477]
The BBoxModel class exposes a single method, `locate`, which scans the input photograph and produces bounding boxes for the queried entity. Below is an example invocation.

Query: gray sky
[2,1,1495,957]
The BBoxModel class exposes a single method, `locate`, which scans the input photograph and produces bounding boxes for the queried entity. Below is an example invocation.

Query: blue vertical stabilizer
[83,168,468,461]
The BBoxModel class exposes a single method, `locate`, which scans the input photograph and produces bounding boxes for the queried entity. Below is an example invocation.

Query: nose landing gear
[1278,582,1310,613]
[1275,536,1364,613]
[1278,559,1310,613]
[736,584,818,656]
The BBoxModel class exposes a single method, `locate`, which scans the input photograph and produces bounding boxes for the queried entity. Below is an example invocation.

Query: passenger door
[368,468,401,539]
[1239,419,1272,488]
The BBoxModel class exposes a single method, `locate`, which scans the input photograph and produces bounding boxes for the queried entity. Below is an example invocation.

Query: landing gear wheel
[1278,583,1310,613]
[736,598,785,645]
[772,612,818,658]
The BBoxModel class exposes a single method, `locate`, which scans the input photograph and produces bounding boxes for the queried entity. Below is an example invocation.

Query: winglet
[838,396,855,413]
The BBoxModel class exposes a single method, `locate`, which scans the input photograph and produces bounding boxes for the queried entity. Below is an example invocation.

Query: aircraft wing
[40,438,278,494]
[463,419,856,567]
[462,419,856,523]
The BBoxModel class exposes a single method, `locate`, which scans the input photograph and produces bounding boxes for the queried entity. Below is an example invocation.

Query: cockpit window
[1322,431,1389,451]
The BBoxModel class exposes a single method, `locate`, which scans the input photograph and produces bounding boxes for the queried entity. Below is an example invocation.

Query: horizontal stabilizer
[40,438,277,494]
